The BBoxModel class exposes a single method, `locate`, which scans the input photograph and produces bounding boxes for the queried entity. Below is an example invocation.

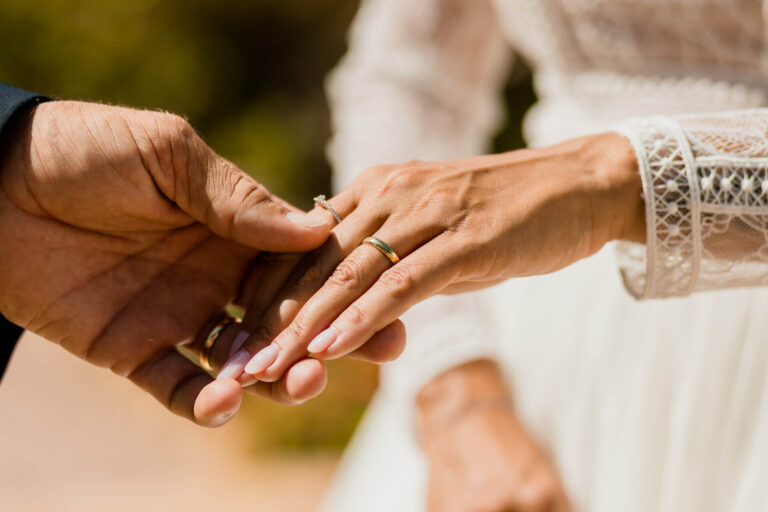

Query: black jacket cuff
[0,82,51,382]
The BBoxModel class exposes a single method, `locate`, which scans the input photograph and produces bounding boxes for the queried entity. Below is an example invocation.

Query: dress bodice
[496,0,765,81]
[491,0,768,139]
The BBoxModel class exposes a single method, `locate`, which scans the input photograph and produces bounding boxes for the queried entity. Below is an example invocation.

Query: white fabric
[325,0,512,401]
[320,1,768,511]
[617,111,768,298]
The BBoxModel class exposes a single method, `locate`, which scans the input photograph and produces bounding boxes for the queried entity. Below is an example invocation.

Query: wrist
[416,360,512,438]
[581,132,646,244]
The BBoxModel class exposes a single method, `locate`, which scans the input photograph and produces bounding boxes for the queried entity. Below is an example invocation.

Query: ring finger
[184,314,329,414]
[233,206,386,383]
[221,191,355,380]
[239,213,442,382]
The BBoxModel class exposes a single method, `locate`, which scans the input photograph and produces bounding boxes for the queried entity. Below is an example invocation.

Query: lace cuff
[616,110,768,299]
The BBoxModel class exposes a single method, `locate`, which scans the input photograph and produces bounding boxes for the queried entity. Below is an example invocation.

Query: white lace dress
[321,1,768,511]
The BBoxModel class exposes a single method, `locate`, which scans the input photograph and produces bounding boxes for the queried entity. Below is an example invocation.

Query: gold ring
[313,194,342,224]
[200,315,240,371]
[362,236,400,264]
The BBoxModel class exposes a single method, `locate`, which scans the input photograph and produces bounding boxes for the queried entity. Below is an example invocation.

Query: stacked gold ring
[362,236,400,264]
[199,315,240,371]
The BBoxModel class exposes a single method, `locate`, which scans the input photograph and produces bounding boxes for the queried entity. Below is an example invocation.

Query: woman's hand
[221,132,642,384]
[418,360,571,512]
[212,251,407,402]
[423,406,571,512]
[0,101,334,425]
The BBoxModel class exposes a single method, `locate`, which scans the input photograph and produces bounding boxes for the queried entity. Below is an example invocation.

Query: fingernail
[217,349,251,380]
[285,211,326,227]
[244,344,279,374]
[307,327,338,354]
[229,331,250,358]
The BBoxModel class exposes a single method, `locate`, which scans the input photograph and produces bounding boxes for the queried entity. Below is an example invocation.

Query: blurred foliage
[241,358,379,452]
[0,0,360,206]
[0,0,534,451]
[493,59,536,154]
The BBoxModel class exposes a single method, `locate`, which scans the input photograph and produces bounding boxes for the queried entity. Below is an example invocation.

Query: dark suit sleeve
[0,82,51,382]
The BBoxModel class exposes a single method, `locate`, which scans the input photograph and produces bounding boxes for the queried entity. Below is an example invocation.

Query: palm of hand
[0,102,261,422]
[0,196,254,374]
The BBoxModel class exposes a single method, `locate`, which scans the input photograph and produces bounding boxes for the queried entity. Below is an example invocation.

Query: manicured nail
[307,327,338,354]
[217,349,251,380]
[244,344,279,374]
[229,331,250,358]
[285,211,326,227]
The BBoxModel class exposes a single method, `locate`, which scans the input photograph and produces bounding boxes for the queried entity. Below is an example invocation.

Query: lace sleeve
[326,0,511,187]
[326,0,512,400]
[616,110,768,299]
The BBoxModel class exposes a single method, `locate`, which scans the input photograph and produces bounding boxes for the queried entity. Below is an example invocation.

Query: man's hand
[418,361,572,512]
[0,101,332,426]
[222,134,641,386]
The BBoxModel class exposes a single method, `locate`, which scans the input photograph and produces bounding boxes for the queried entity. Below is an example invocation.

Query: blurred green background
[0,0,534,452]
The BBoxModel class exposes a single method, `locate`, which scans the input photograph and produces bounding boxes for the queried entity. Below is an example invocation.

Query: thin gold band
[362,236,400,264]
[313,194,342,224]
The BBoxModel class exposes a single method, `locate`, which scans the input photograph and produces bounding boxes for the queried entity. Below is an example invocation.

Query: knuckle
[160,113,196,151]
[226,177,272,238]
[240,179,272,209]
[381,168,417,192]
[341,304,368,328]
[295,265,326,293]
[447,209,473,234]
[328,257,365,291]
[148,113,198,192]
[284,316,309,343]
[292,252,327,292]
[251,325,274,344]
[166,112,193,134]
[379,265,416,298]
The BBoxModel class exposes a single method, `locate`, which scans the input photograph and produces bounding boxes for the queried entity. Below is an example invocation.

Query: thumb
[172,125,332,252]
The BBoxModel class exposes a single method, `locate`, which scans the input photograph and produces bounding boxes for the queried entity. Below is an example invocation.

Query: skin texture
[417,360,572,512]
[0,100,354,426]
[219,132,643,389]
[208,250,407,403]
